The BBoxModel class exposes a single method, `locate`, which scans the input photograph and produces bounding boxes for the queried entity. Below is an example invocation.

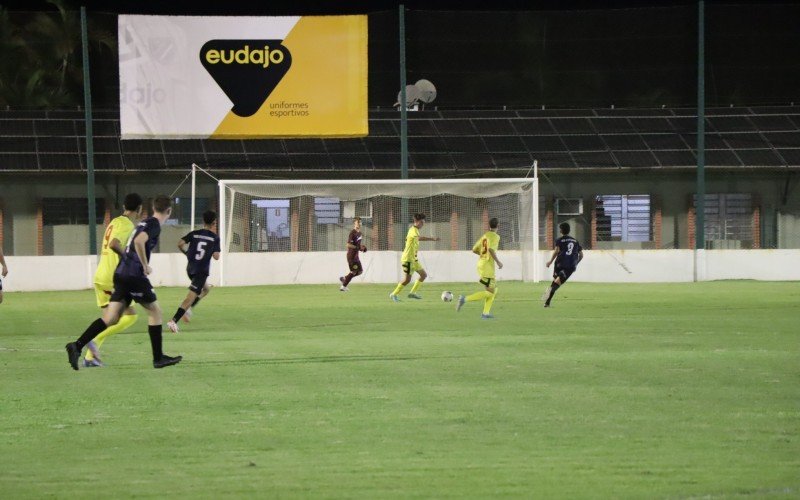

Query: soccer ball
[441,291,454,302]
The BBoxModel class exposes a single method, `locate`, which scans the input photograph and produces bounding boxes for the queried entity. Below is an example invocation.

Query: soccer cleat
[540,287,551,301]
[182,308,192,323]
[543,302,551,308]
[167,320,179,334]
[339,276,346,285]
[481,313,495,320]
[389,293,400,302]
[339,286,349,292]
[83,357,104,368]
[153,354,182,369]
[455,295,466,312]
[65,342,81,371]
[407,293,422,299]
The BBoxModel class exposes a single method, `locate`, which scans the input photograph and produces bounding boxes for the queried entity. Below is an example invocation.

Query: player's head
[489,217,499,230]
[559,222,571,235]
[123,193,143,215]
[203,210,217,227]
[152,195,172,216]
[413,213,426,227]
[353,216,361,230]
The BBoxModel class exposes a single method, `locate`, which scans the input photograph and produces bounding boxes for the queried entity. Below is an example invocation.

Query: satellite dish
[397,84,421,107]
[415,79,437,104]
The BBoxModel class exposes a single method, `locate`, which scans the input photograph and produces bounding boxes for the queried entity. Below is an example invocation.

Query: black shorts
[0,277,3,291]
[347,259,363,274]
[188,273,209,293]
[110,274,157,305]
[554,266,576,283]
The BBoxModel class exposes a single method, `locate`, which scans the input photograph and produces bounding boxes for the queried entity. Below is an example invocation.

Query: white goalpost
[217,176,539,286]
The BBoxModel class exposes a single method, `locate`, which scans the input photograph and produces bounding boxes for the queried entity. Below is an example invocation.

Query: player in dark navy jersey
[339,217,367,291]
[542,222,584,308]
[65,195,182,370]
[167,210,221,333]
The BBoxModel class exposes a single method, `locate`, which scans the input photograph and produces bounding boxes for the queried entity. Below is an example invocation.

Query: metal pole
[219,181,226,286]
[191,164,196,230]
[532,160,539,283]
[399,4,408,180]
[696,0,706,251]
[81,6,97,255]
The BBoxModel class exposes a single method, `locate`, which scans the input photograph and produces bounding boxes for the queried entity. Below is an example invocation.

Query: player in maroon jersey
[339,217,367,291]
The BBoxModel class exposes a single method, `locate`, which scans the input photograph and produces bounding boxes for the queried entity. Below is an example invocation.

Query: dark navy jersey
[555,235,582,269]
[182,228,221,276]
[115,217,161,278]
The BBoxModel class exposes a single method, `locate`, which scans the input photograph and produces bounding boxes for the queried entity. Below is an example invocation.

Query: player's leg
[140,300,182,368]
[86,285,139,366]
[390,262,412,301]
[408,266,427,299]
[481,281,498,318]
[341,260,361,290]
[66,301,126,370]
[544,270,569,307]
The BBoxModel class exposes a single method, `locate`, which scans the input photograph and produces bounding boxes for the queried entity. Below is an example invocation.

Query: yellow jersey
[401,225,420,262]
[472,230,500,279]
[94,215,135,286]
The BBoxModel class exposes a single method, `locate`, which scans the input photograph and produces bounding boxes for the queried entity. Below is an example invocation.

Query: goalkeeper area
[1,281,798,497]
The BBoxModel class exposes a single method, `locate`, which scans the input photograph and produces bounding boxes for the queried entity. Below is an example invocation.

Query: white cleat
[389,294,400,302]
[340,286,349,292]
[167,320,180,334]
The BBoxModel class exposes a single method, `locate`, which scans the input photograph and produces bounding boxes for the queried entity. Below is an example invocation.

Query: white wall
[2,250,799,292]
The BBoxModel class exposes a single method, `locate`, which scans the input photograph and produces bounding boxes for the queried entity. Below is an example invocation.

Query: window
[315,197,340,224]
[595,195,651,242]
[169,197,210,225]
[42,198,104,225]
[695,193,753,244]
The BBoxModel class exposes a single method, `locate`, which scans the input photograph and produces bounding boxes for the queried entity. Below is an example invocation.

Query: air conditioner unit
[343,201,373,219]
[556,198,583,216]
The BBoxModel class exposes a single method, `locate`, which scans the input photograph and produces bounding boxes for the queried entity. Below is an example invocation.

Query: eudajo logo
[200,40,292,117]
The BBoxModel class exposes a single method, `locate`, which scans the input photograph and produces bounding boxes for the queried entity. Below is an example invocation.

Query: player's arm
[419,236,440,242]
[133,232,152,275]
[546,247,560,267]
[0,249,7,277]
[178,238,189,254]
[489,248,503,269]
[108,238,124,257]
[577,249,584,264]
[213,237,221,260]
[471,239,481,256]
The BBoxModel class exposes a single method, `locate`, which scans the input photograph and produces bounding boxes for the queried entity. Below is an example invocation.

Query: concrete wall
[2,250,799,292]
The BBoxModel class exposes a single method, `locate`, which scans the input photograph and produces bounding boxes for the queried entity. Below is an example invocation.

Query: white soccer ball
[441,291,454,302]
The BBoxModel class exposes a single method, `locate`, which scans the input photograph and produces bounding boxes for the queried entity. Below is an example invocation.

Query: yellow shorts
[401,260,423,276]
[94,282,113,308]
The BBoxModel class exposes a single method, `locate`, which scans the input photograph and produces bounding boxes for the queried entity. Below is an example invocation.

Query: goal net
[217,178,539,286]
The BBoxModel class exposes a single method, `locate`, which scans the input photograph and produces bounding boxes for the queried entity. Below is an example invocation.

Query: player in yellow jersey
[456,217,503,319]
[389,213,439,302]
[83,193,143,367]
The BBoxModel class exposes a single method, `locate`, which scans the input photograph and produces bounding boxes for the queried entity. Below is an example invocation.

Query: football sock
[76,318,108,350]
[172,307,187,323]
[466,290,491,302]
[483,288,497,315]
[545,282,560,305]
[85,314,138,361]
[342,272,355,287]
[410,280,423,294]
[391,283,406,296]
[148,324,164,361]
[191,297,201,307]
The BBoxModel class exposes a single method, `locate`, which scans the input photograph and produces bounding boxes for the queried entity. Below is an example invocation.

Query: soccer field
[1,281,798,498]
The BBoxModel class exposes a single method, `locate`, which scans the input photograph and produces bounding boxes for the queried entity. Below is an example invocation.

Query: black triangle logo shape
[200,40,293,118]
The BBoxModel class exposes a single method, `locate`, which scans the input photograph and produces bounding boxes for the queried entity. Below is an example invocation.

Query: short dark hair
[489,217,499,229]
[203,210,217,225]
[413,213,426,222]
[123,193,142,211]
[559,222,571,235]
[152,195,172,213]
[353,216,361,223]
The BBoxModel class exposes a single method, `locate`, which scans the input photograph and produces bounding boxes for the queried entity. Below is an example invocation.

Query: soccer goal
[217,178,539,286]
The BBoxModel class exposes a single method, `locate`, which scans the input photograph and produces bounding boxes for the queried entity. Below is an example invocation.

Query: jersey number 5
[195,241,207,261]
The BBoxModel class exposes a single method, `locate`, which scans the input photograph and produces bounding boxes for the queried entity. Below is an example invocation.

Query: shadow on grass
[191,353,470,367]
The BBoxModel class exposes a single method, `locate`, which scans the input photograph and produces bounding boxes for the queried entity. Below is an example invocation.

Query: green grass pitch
[1,281,798,498]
